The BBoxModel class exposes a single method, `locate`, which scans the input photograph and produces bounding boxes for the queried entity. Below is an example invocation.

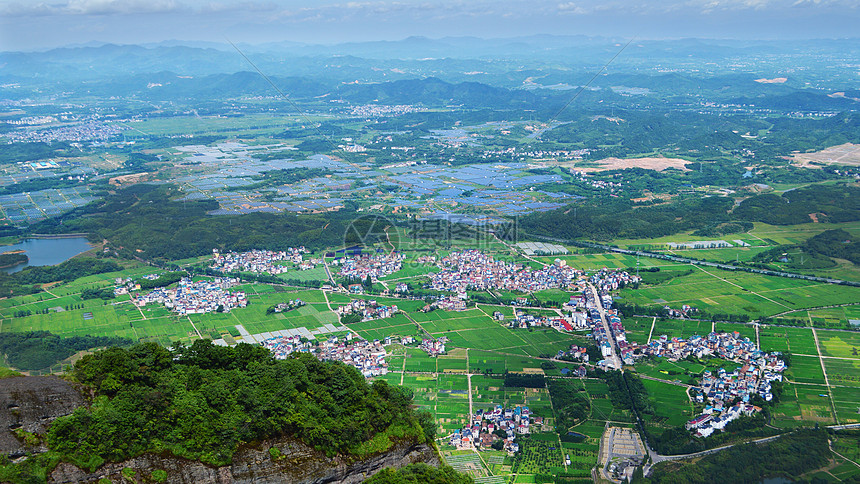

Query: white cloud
[0,0,181,16]
[557,2,588,14]
[66,0,179,14]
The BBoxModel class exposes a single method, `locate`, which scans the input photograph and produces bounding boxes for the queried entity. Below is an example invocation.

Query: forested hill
[57,341,430,464]
[28,184,356,260]
[520,183,860,242]
[0,341,437,482]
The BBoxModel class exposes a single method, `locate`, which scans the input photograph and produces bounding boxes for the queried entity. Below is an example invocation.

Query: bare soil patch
[755,77,788,84]
[788,143,860,168]
[568,156,691,172]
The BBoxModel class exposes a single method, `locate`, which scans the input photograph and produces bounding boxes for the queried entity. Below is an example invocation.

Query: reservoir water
[0,237,93,273]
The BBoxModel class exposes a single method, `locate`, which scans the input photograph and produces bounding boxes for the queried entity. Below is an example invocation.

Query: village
[210,247,314,274]
[338,298,399,321]
[449,405,546,454]
[430,251,587,293]
[335,252,405,282]
[260,333,389,378]
[125,247,787,446]
[266,298,306,314]
[640,330,786,437]
[131,276,247,315]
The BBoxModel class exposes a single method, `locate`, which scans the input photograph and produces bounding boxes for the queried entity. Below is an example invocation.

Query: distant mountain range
[1,37,857,112]
[3,36,859,81]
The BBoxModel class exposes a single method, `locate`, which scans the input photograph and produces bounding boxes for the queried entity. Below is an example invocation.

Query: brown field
[568,156,692,172]
[789,143,860,168]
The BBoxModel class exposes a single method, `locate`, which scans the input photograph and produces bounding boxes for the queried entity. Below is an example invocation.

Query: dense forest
[521,183,860,242]
[40,341,429,472]
[0,252,27,269]
[546,379,591,432]
[644,428,831,483]
[0,331,131,371]
[365,463,475,484]
[28,184,356,260]
[520,196,733,241]
[733,184,860,225]
[0,257,122,299]
[805,229,860,265]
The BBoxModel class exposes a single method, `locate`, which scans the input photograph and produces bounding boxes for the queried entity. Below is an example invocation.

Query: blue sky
[1,0,859,51]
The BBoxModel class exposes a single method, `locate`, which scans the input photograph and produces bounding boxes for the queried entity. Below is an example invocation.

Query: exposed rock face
[0,376,85,457]
[1,375,439,483]
[49,438,438,483]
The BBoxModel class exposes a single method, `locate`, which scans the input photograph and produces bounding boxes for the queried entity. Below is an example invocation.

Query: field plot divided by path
[620,266,860,319]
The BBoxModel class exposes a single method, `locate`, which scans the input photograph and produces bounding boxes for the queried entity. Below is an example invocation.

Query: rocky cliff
[0,375,438,483]
[0,376,85,458]
[49,437,438,483]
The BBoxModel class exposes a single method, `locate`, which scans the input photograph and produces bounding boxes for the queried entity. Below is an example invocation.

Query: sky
[1,0,859,51]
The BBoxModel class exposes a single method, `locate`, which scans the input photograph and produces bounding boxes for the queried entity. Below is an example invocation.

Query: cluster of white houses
[449,405,541,453]
[261,334,389,378]
[338,299,399,321]
[636,330,788,437]
[685,358,784,435]
[424,296,468,312]
[420,337,447,356]
[210,248,314,274]
[642,331,781,364]
[132,277,247,315]
[336,253,405,281]
[430,250,587,293]
[315,337,389,377]
[685,402,763,438]
[260,334,310,359]
[589,268,641,295]
[269,299,305,313]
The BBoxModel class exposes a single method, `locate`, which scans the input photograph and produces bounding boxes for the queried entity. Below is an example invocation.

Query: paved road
[828,423,860,430]
[644,434,785,475]
[587,282,622,369]
[322,258,337,286]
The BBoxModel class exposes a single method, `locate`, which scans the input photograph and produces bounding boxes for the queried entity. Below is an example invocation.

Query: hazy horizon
[2,0,859,52]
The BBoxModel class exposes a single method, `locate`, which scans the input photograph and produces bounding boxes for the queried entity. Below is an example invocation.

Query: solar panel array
[0,187,96,223]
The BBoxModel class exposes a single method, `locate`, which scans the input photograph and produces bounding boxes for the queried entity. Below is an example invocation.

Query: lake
[0,237,93,273]
[761,478,794,484]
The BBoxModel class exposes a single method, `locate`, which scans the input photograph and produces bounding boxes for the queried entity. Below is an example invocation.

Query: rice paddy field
[0,274,345,346]
[650,318,714,340]
[623,316,655,344]
[824,358,860,388]
[831,386,860,424]
[786,355,827,385]
[536,252,674,271]
[816,329,860,359]
[619,265,860,321]
[640,379,695,428]
[634,358,708,381]
[349,313,422,341]
[758,326,817,354]
[413,308,583,358]
[770,382,836,427]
